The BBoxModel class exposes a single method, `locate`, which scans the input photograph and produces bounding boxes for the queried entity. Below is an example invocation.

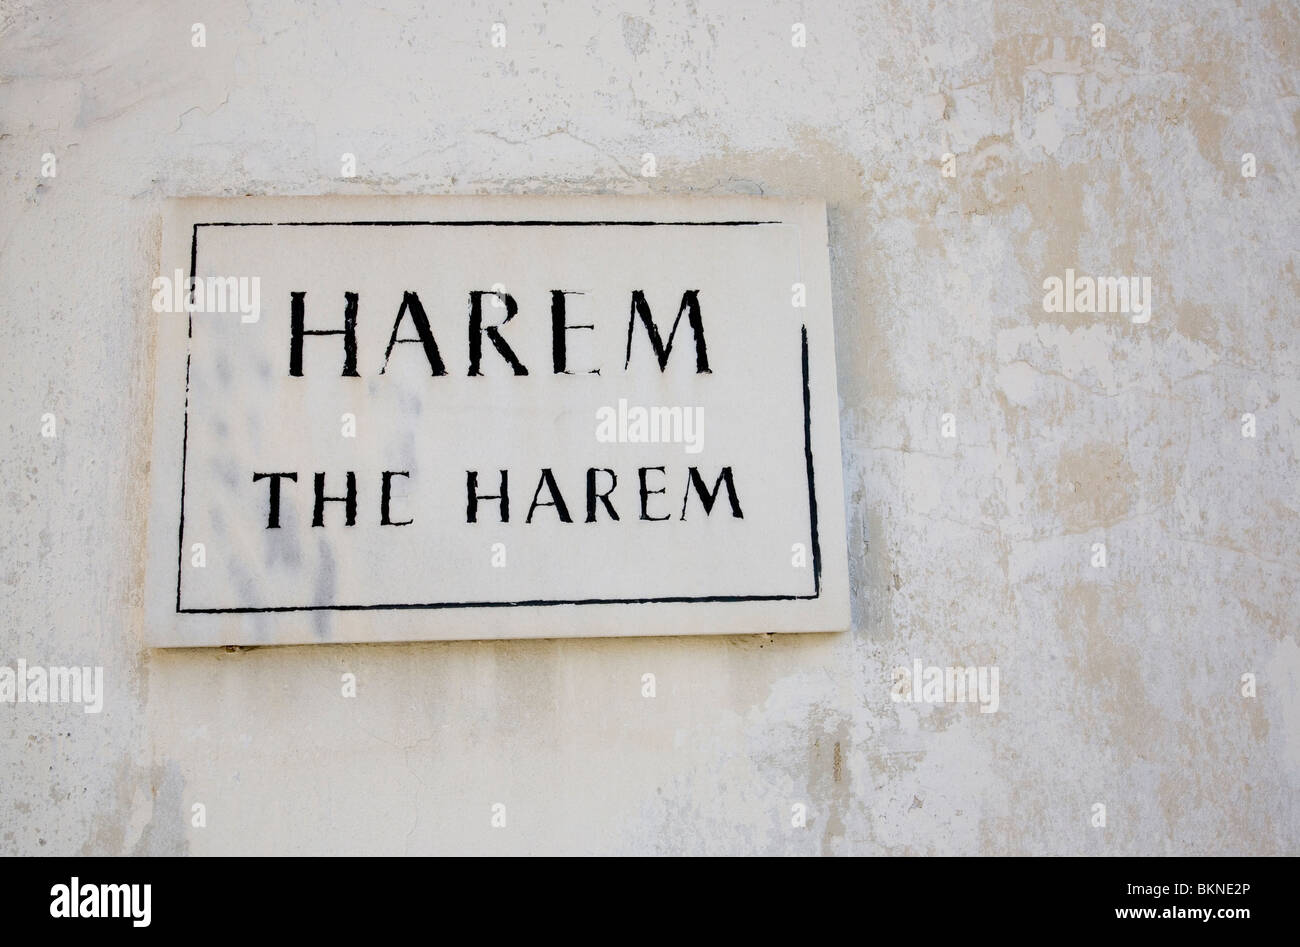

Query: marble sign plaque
[143,196,848,646]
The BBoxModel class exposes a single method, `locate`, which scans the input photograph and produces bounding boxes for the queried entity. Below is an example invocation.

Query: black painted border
[176,219,821,613]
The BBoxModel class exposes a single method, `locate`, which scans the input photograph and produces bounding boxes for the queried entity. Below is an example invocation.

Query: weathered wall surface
[1,0,1296,855]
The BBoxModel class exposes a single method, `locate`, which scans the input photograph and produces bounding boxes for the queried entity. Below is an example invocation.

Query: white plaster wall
[1,0,1296,855]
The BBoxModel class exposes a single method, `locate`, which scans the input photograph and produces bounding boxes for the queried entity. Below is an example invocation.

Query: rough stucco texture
[1,0,1297,855]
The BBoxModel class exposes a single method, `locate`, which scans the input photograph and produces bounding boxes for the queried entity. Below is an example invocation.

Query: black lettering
[526,468,572,523]
[290,291,358,377]
[467,470,509,523]
[468,291,528,375]
[551,291,596,375]
[586,468,618,522]
[252,472,297,528]
[638,466,670,521]
[380,470,413,526]
[680,466,743,519]
[380,292,447,376]
[312,471,357,527]
[624,290,710,373]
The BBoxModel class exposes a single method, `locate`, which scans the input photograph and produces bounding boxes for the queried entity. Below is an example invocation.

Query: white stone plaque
[143,196,848,646]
